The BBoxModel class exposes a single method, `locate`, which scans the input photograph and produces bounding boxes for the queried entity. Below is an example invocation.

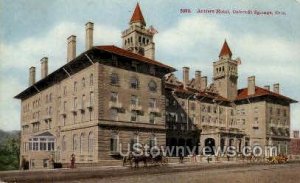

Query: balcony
[59,110,67,116]
[109,101,123,109]
[130,104,143,112]
[43,115,52,121]
[86,102,93,110]
[70,107,77,114]
[148,107,160,115]
[77,104,85,112]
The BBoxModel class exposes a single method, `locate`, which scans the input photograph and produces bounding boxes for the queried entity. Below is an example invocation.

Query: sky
[0,0,299,132]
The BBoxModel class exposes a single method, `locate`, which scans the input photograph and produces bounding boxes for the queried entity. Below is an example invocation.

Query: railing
[109,101,123,109]
[130,104,142,111]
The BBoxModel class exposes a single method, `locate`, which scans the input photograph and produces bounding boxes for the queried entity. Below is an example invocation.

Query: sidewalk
[1,160,299,182]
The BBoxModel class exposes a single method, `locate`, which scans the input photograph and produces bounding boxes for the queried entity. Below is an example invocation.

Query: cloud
[0,21,121,131]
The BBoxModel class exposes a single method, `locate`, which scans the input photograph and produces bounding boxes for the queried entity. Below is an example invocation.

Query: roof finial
[130,3,146,26]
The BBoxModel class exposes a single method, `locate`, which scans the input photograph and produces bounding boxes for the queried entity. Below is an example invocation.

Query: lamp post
[187,94,196,131]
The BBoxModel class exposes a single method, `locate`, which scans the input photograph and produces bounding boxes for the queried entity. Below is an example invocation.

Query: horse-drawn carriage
[122,151,168,168]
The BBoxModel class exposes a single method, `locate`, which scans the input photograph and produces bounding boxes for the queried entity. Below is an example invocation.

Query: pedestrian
[179,151,184,163]
[70,154,76,168]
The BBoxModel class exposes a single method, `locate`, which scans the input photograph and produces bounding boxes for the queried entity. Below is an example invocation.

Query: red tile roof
[219,40,232,57]
[95,45,175,71]
[130,3,146,26]
[236,86,297,103]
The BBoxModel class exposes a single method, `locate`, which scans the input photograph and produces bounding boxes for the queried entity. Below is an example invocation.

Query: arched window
[88,132,94,154]
[110,132,119,153]
[62,135,66,151]
[73,134,78,152]
[74,81,77,92]
[148,80,157,92]
[90,74,93,86]
[130,77,139,89]
[82,77,85,88]
[110,73,119,85]
[80,133,85,154]
[130,134,139,151]
[149,134,156,148]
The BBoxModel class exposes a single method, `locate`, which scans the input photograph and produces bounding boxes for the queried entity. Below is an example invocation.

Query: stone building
[15,3,175,169]
[164,40,297,156]
[15,3,297,169]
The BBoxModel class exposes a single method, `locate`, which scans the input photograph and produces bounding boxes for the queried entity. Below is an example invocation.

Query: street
[73,163,300,183]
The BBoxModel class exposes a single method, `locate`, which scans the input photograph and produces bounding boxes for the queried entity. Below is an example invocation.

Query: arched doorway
[204,138,215,155]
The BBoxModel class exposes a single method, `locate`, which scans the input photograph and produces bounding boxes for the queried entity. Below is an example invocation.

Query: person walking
[70,154,76,168]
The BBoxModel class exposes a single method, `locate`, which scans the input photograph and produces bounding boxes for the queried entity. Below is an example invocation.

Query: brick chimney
[273,83,280,94]
[67,35,76,62]
[85,22,94,50]
[200,76,207,91]
[248,76,255,95]
[29,66,36,86]
[41,57,48,79]
[183,67,190,88]
[195,70,201,90]
[264,85,270,91]
[144,42,155,60]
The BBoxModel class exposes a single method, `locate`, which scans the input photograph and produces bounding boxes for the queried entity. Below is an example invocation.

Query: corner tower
[213,40,238,100]
[122,3,156,59]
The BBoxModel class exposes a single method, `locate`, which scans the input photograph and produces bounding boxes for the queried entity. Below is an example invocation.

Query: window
[110,92,118,102]
[131,95,138,106]
[131,111,138,122]
[74,81,77,92]
[149,98,156,108]
[270,107,273,115]
[63,86,67,96]
[82,77,85,88]
[110,133,119,152]
[74,97,78,109]
[90,74,93,86]
[149,112,155,124]
[130,77,139,89]
[277,109,280,115]
[88,132,94,154]
[73,134,78,151]
[80,133,84,154]
[207,106,211,113]
[110,108,118,121]
[149,135,156,148]
[130,134,139,151]
[254,107,258,113]
[49,93,52,102]
[191,103,196,111]
[148,80,157,92]
[283,109,287,117]
[110,73,119,85]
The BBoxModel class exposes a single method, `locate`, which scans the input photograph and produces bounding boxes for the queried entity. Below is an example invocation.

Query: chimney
[273,83,280,94]
[29,66,36,86]
[200,76,207,91]
[195,70,201,90]
[248,76,255,95]
[144,42,155,60]
[183,67,190,88]
[85,22,94,50]
[264,85,270,91]
[41,57,48,79]
[67,35,76,62]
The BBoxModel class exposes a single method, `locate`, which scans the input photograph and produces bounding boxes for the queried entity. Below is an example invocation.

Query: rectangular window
[131,111,138,122]
[149,98,156,108]
[110,137,118,152]
[149,112,155,124]
[110,92,118,102]
[131,95,138,106]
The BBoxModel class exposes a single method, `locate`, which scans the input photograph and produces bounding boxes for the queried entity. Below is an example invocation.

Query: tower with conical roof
[122,3,156,59]
[213,40,239,100]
